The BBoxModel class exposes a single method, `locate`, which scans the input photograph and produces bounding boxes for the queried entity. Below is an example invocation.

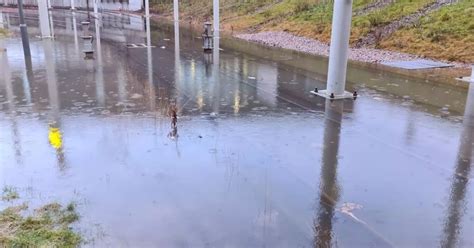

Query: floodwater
[0,9,473,248]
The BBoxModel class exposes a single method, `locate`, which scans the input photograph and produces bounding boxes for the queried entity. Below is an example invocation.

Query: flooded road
[1,10,473,247]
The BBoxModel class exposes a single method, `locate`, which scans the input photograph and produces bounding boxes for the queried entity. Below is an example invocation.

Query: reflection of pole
[212,36,220,114]
[116,61,127,104]
[17,0,31,57]
[48,7,55,38]
[314,99,343,247]
[44,40,59,120]
[440,84,474,248]
[174,20,180,109]
[95,17,105,107]
[146,16,155,110]
[44,39,65,169]
[0,12,4,29]
[72,12,79,52]
[22,55,33,105]
[1,48,22,164]
[173,0,178,22]
[213,0,219,36]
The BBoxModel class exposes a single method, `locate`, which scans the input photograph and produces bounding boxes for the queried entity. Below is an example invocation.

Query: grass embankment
[0,186,81,247]
[380,0,474,62]
[151,0,474,62]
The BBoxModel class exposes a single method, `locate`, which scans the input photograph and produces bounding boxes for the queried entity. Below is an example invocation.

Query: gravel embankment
[236,31,421,64]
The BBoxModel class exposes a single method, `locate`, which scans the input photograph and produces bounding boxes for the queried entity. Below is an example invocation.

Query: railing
[0,0,143,11]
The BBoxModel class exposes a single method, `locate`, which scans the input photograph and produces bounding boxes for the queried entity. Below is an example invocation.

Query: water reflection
[22,55,33,105]
[146,16,155,111]
[0,12,5,30]
[440,83,474,248]
[1,11,474,247]
[212,36,220,115]
[174,19,181,111]
[1,49,22,165]
[95,17,105,107]
[72,12,79,52]
[313,99,343,247]
[44,39,66,169]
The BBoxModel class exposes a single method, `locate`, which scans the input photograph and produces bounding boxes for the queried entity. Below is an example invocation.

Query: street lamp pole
[17,0,31,57]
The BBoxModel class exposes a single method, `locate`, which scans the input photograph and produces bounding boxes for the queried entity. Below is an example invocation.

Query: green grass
[0,202,81,247]
[380,0,474,62]
[1,186,19,201]
[152,0,473,62]
[353,0,435,28]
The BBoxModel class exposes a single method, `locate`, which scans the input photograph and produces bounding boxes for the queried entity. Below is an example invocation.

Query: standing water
[0,9,473,248]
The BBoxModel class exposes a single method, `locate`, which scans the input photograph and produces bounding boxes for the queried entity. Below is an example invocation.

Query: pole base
[36,35,54,39]
[310,89,354,100]
[456,76,472,83]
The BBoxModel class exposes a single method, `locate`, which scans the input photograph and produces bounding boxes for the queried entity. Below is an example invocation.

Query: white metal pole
[470,65,474,82]
[173,0,178,22]
[0,12,4,29]
[460,83,474,158]
[70,0,75,10]
[213,0,219,36]
[326,0,353,97]
[144,0,149,17]
[44,39,59,118]
[38,0,52,38]
[93,0,98,17]
[48,7,55,38]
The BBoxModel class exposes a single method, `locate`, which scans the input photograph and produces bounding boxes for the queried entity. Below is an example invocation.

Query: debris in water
[131,93,143,99]
[338,202,363,215]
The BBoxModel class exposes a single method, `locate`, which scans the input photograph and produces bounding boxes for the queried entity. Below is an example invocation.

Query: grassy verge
[0,188,82,247]
[152,0,472,62]
[380,0,474,62]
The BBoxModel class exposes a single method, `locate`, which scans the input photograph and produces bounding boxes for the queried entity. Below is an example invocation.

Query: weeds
[0,202,81,247]
[1,186,19,201]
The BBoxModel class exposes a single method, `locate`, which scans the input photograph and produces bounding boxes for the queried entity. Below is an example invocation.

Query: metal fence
[0,0,143,11]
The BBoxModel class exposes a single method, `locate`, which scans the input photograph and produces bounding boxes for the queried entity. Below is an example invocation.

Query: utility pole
[312,0,354,99]
[144,0,149,18]
[213,0,219,37]
[17,0,31,57]
[173,0,178,22]
[38,0,52,38]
